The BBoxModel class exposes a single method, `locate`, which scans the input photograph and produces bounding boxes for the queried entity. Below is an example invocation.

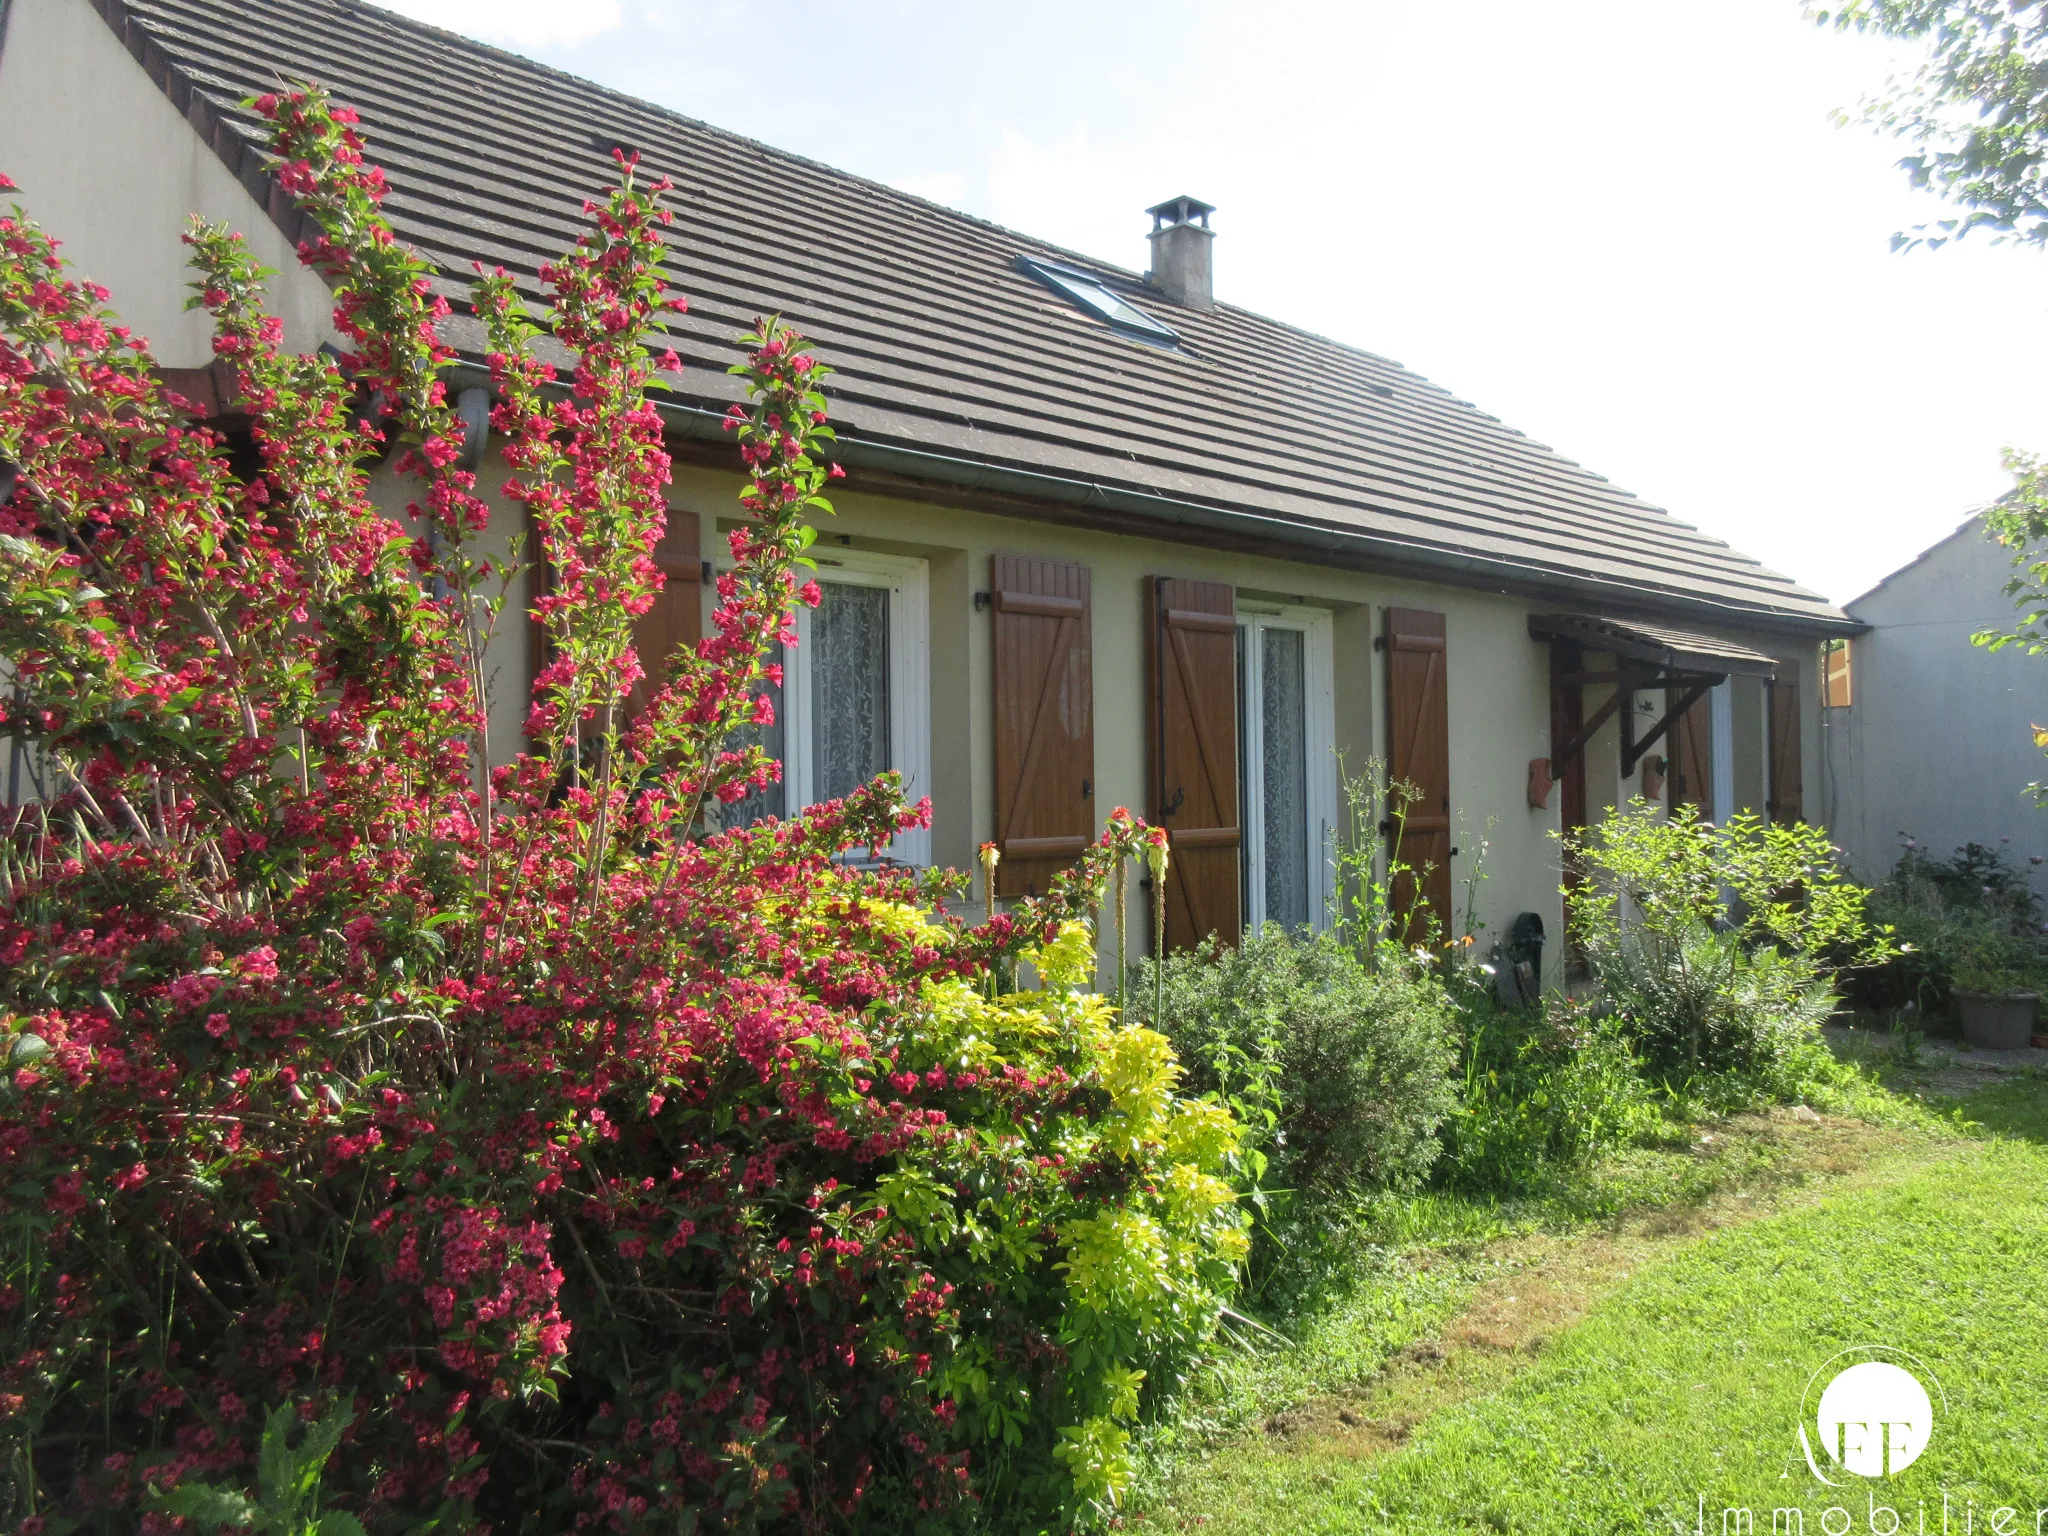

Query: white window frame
[721,547,930,866]
[1236,604,1338,932]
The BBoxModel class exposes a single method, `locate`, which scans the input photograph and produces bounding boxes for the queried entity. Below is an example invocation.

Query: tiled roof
[88,0,1846,632]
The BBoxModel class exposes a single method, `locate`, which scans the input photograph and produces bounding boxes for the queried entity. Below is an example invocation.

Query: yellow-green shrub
[869,919,1250,1525]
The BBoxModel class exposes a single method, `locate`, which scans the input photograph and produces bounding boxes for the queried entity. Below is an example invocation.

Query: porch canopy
[1529,613,1778,778]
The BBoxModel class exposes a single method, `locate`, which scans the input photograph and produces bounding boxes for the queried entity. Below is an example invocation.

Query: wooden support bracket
[1548,670,1656,771]
[1621,675,1721,775]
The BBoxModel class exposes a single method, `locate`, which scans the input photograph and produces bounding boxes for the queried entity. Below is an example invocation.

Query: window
[725,549,930,864]
[1015,256,1180,347]
[1236,606,1337,931]
[1821,637,1853,708]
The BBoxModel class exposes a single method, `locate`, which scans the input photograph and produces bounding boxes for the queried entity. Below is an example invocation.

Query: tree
[1815,0,2048,249]
[1817,2,2048,774]
[0,88,1243,1533]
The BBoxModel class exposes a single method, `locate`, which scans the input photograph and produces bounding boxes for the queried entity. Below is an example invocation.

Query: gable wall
[0,0,335,364]
[1831,522,2048,893]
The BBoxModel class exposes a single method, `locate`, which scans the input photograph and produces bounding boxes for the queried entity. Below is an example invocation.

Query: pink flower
[236,946,280,982]
[424,1285,457,1330]
[166,973,217,1011]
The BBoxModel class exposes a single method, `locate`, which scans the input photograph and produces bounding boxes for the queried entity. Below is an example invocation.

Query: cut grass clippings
[1131,1078,2048,1534]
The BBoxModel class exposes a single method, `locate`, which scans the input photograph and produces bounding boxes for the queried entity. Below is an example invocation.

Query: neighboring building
[0,0,1851,959]
[1825,515,2048,892]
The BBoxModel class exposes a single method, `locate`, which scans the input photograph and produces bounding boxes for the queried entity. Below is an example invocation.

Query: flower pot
[1955,992,2039,1051]
[2033,1034,2048,1050]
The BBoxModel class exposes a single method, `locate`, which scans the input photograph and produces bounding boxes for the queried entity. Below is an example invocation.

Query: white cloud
[376,0,623,48]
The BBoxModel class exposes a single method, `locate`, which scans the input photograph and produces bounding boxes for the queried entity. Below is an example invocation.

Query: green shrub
[1129,927,1459,1201]
[1567,804,1884,1089]
[1437,991,1660,1193]
[1849,840,2048,1017]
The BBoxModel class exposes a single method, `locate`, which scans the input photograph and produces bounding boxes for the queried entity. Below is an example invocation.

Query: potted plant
[1949,930,2043,1050]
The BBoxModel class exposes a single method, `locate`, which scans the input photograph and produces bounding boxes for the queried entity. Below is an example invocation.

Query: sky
[382,0,2048,607]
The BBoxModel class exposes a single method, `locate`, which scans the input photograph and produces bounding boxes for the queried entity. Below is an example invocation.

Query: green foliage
[1851,838,2048,1011]
[1815,0,2048,249]
[1129,927,1460,1206]
[897,919,1252,1523]
[1565,803,1885,1086]
[1437,994,1660,1193]
[1330,756,1454,963]
[1976,456,2048,735]
[150,1402,365,1536]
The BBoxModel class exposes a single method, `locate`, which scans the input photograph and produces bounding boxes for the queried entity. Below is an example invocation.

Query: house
[0,0,1853,960]
[1824,515,2048,893]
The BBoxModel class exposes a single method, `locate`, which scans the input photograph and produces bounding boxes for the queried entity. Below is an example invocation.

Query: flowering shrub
[0,90,1243,1533]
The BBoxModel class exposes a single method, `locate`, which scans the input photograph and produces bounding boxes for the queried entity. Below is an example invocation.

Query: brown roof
[87,0,1846,633]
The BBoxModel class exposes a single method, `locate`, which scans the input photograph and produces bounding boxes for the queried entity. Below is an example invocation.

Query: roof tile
[96,0,1844,630]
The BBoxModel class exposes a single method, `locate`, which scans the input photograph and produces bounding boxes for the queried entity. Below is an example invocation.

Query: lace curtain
[1260,626,1310,929]
[724,642,786,826]
[721,580,892,828]
[811,583,891,803]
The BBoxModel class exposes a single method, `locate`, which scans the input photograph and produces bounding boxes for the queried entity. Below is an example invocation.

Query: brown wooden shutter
[1768,665,1804,825]
[1669,690,1714,816]
[528,509,702,735]
[1383,606,1452,942]
[626,509,702,719]
[991,555,1094,897]
[525,505,555,748]
[1822,638,1853,708]
[1147,577,1241,950]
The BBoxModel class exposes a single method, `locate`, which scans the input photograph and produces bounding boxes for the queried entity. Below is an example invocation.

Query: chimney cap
[1146,195,1216,233]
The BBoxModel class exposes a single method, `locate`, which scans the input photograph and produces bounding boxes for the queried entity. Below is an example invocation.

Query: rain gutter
[649,398,1863,642]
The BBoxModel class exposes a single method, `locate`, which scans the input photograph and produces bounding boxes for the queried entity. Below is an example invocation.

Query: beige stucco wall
[0,0,337,364]
[371,446,1575,965]
[649,462,1579,958]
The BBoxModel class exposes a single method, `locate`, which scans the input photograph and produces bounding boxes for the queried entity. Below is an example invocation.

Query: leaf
[316,1513,369,1536]
[152,1481,255,1526]
[257,1402,301,1510]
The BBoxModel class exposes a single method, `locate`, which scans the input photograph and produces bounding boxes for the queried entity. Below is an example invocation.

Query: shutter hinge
[1373,635,1388,652]
[973,590,992,612]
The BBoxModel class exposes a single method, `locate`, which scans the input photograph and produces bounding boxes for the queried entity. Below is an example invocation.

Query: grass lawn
[1131,1073,2048,1535]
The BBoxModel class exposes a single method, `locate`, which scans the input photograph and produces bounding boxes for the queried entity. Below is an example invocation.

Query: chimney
[1146,195,1216,311]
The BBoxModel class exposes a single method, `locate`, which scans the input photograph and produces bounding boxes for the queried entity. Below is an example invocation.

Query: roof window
[1015,256,1179,347]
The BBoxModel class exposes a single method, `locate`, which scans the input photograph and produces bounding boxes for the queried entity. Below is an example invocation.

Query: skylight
[1015,257,1179,347]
